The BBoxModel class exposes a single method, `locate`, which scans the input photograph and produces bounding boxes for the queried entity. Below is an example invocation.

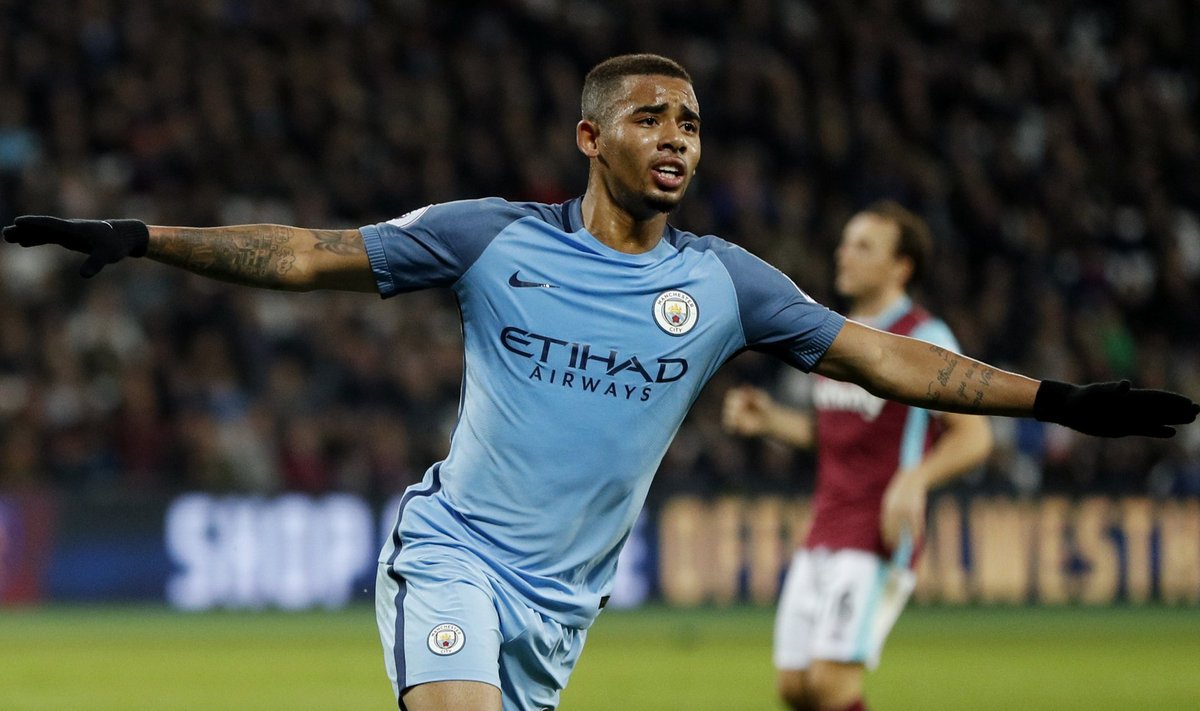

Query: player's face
[835,213,908,300]
[592,75,701,218]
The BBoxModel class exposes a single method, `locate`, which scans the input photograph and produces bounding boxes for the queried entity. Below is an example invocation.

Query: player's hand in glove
[1034,380,1200,438]
[2,215,149,278]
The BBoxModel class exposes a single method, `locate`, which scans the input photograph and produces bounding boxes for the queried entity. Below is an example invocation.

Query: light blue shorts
[376,548,587,711]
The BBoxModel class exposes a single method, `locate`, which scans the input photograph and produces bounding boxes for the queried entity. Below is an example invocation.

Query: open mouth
[651,162,686,190]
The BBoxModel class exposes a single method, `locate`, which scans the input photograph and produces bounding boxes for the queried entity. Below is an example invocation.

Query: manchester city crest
[653,290,699,336]
[427,623,466,655]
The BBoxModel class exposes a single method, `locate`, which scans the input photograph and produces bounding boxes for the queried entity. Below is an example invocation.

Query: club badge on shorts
[428,623,466,655]
[653,289,698,336]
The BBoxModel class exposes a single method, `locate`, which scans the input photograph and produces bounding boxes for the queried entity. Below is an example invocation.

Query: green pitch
[1,604,1197,710]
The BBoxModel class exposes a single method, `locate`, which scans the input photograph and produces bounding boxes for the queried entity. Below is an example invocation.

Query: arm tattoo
[929,345,960,388]
[958,381,986,406]
[926,345,991,411]
[150,225,300,288]
[925,381,943,405]
[313,231,362,256]
[937,358,958,386]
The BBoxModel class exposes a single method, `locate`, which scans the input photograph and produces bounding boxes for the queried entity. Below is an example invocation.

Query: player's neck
[580,187,669,254]
[848,287,908,320]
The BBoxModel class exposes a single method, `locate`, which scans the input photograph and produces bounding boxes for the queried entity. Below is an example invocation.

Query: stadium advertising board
[658,495,1200,606]
[0,493,1197,608]
[0,493,57,604]
[165,493,377,610]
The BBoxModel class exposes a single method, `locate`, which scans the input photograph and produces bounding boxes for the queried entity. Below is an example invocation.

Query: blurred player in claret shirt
[4,52,1195,711]
[724,203,993,711]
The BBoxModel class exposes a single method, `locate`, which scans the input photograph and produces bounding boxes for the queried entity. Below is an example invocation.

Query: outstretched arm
[3,216,376,292]
[147,224,374,292]
[815,320,1198,437]
[815,320,1039,416]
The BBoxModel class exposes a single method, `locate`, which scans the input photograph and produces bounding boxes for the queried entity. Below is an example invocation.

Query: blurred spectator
[0,0,1197,499]
[110,369,176,491]
[278,415,330,493]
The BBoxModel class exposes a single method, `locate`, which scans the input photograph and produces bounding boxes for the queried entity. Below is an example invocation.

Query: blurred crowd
[1,0,1198,500]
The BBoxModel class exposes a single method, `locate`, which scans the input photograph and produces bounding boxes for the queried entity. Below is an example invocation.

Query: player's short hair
[582,54,692,125]
[861,200,933,285]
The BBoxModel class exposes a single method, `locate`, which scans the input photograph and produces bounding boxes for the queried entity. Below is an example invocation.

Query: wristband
[106,219,150,258]
[1032,379,1073,423]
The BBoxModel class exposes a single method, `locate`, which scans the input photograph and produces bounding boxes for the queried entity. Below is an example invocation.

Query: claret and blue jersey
[361,196,845,627]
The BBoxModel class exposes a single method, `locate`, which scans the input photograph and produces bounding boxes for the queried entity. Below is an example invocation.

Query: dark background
[1,0,1197,505]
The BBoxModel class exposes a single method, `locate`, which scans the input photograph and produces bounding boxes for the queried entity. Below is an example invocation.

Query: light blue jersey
[363,197,845,628]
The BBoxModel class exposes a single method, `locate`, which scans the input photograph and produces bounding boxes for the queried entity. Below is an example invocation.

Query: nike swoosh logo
[508,271,558,289]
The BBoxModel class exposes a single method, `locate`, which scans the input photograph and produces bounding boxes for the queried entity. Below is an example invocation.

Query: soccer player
[3,54,1196,711]
[723,201,993,711]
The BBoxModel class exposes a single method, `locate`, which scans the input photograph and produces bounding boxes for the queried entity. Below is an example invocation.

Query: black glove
[1034,379,1200,438]
[2,215,149,278]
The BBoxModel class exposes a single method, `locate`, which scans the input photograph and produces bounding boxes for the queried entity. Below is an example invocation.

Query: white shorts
[773,547,916,671]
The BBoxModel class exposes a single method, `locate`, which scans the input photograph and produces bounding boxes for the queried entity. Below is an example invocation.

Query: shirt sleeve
[358,198,524,298]
[714,242,846,372]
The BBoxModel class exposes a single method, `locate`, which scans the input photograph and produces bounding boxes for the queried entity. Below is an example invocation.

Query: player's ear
[577,119,601,158]
[895,254,915,286]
